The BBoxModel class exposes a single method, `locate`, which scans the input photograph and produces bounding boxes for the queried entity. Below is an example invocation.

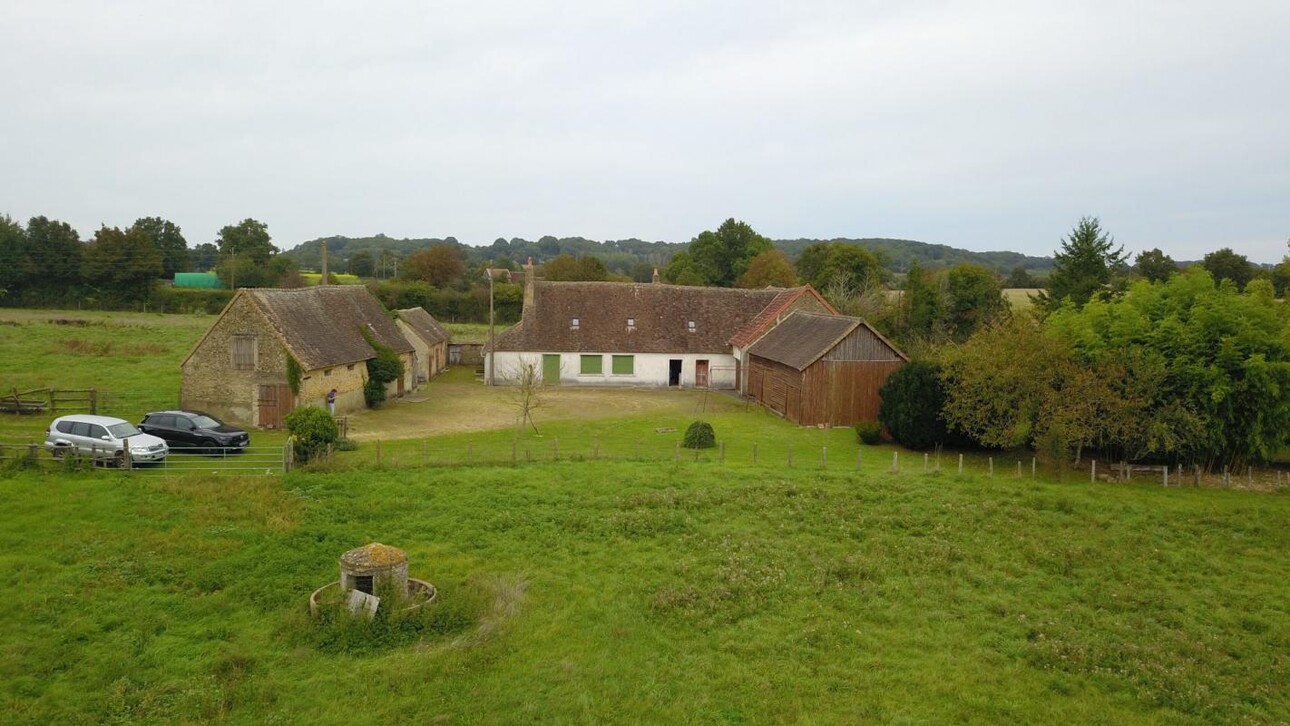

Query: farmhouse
[745,311,907,426]
[395,307,450,385]
[486,263,835,390]
[181,286,415,427]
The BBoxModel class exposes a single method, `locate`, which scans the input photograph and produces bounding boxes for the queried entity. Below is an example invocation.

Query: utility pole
[488,262,496,386]
[320,240,329,285]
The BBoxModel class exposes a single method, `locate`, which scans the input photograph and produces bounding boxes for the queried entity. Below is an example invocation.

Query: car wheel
[199,438,221,455]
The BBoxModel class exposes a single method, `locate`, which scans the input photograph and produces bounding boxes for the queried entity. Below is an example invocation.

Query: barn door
[257,383,294,429]
[696,360,710,389]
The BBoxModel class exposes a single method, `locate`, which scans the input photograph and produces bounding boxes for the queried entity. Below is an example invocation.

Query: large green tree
[1045,268,1290,468]
[0,214,31,294]
[1201,247,1254,290]
[902,258,941,340]
[943,263,1004,341]
[541,254,609,282]
[26,216,83,289]
[216,218,276,264]
[131,217,190,276]
[347,250,375,277]
[1133,248,1177,283]
[686,218,772,287]
[1042,217,1126,310]
[82,225,163,300]
[403,243,466,286]
[737,249,796,288]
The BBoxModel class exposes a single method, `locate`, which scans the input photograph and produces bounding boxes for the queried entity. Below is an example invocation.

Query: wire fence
[302,436,1290,492]
[0,442,288,476]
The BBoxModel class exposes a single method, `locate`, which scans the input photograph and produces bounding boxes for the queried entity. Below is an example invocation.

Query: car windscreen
[191,415,222,429]
[108,422,141,438]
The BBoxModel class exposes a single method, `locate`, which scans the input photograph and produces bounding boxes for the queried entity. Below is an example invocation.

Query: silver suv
[45,414,169,466]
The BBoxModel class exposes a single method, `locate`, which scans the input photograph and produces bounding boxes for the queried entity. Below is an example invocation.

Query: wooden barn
[745,312,907,427]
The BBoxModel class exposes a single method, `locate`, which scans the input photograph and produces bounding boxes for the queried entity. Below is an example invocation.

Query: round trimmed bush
[855,421,883,445]
[285,405,340,462]
[682,421,716,449]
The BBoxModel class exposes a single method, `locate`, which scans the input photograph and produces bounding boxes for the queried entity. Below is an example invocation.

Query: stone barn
[181,286,415,427]
[395,307,450,385]
[745,312,907,427]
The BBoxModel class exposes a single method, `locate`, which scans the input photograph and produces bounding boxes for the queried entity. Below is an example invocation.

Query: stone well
[310,542,436,618]
[340,542,409,598]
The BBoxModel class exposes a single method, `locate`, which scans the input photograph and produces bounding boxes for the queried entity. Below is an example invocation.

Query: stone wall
[181,294,289,425]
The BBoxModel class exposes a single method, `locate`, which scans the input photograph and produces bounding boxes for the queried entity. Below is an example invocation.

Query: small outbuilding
[395,307,450,385]
[745,312,907,427]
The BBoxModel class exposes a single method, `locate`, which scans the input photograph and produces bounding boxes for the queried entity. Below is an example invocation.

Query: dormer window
[571,318,580,330]
[687,320,697,333]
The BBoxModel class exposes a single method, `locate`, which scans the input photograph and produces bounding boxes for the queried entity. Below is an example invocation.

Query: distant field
[443,322,508,344]
[1004,287,1042,310]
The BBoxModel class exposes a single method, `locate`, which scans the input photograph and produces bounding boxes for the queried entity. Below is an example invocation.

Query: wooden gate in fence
[0,388,97,415]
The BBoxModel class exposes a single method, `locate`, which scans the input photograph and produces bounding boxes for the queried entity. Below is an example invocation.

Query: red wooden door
[696,360,710,389]
[257,383,294,429]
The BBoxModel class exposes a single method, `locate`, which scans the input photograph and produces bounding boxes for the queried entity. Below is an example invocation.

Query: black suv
[139,410,250,453]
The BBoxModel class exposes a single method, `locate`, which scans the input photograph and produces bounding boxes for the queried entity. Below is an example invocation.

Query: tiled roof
[746,312,865,370]
[727,285,837,349]
[248,286,413,370]
[396,307,450,346]
[490,281,784,354]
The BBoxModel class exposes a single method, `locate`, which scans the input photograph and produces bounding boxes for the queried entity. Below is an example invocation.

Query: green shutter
[580,355,603,375]
[611,355,634,375]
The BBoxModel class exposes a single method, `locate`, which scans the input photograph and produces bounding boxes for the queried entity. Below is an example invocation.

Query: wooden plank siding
[747,321,905,426]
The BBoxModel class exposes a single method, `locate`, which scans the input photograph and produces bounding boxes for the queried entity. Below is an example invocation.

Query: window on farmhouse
[231,334,256,370]
[580,355,603,375]
[612,355,634,375]
[571,318,580,330]
[687,320,696,333]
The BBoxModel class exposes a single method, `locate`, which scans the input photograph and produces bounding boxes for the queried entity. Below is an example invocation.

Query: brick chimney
[523,257,536,317]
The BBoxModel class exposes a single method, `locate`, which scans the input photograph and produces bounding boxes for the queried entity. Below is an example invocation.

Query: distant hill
[282,234,1055,278]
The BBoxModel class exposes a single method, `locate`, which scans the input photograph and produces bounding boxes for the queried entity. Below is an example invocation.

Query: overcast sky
[3,1,1288,262]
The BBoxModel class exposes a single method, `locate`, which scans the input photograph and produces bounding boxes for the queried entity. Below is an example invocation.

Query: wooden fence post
[674,441,679,462]
[1016,461,1021,478]
[1032,458,1036,478]
[923,453,928,471]
[555,437,560,461]
[468,440,474,465]
[1091,460,1096,483]
[891,451,898,472]
[634,439,641,460]
[753,442,759,465]
[988,457,993,477]
[89,388,97,415]
[787,445,793,468]
[1163,467,1168,487]
[957,454,963,475]
[822,446,827,469]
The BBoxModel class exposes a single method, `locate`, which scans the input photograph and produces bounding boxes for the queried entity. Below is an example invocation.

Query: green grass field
[1,309,1288,723]
[1,463,1287,723]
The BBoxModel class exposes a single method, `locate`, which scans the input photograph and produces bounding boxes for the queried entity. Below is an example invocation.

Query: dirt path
[342,367,747,440]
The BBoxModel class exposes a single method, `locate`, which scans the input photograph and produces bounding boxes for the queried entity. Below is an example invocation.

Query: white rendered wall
[488,351,738,389]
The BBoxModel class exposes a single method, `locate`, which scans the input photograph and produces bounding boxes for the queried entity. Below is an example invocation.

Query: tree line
[876,218,1290,471]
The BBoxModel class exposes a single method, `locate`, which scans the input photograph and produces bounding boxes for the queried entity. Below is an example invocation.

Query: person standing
[327,388,337,416]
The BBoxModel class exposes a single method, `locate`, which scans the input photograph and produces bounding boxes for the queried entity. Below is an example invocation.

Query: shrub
[284,406,339,462]
[855,421,883,445]
[878,360,950,450]
[358,327,404,408]
[683,421,716,449]
[363,377,387,408]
